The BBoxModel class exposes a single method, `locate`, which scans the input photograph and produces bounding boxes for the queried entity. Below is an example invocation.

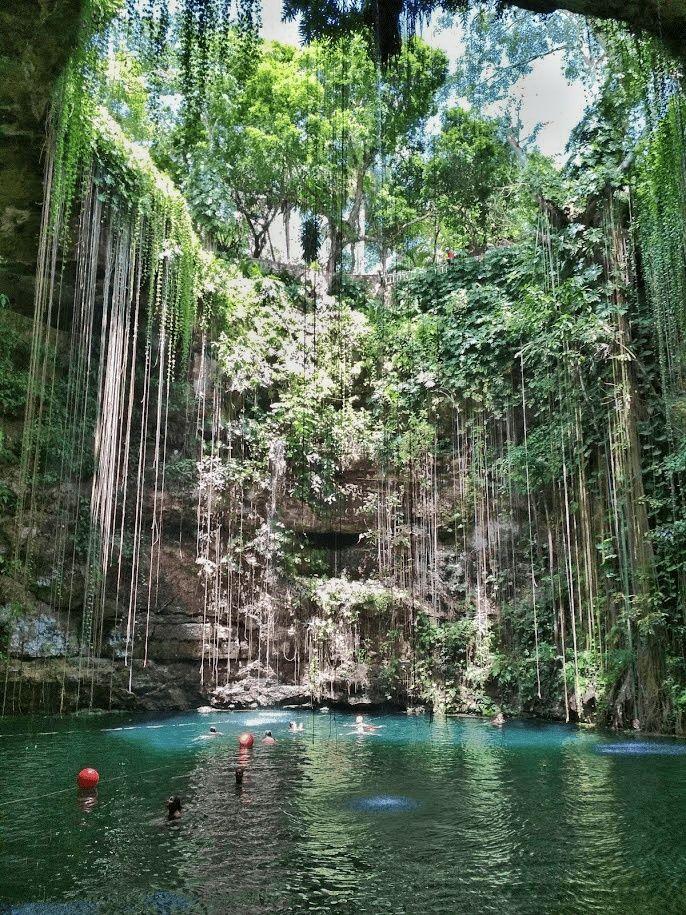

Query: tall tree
[368,108,519,265]
[308,34,448,283]
[426,108,517,252]
[177,33,447,277]
[186,39,321,257]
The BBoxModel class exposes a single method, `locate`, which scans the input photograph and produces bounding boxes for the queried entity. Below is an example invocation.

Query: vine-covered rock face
[3,1,686,735]
[0,0,83,313]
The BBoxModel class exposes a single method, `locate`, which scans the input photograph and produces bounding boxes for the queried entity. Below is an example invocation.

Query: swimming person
[352,714,381,734]
[195,725,221,741]
[166,796,182,821]
[262,730,276,745]
[288,721,297,732]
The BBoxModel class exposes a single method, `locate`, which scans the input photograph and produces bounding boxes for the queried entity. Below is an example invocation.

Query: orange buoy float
[76,767,100,790]
[238,732,254,749]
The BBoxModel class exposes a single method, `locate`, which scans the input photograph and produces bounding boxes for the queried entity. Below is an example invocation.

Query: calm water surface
[1,709,685,914]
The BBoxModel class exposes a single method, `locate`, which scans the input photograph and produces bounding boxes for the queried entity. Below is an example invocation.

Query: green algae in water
[1,711,686,913]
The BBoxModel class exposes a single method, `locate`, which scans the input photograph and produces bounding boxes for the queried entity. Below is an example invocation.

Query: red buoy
[76,767,100,790]
[238,732,254,749]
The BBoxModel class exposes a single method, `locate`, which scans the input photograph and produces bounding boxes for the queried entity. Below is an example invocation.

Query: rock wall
[0,0,84,315]
[0,312,407,712]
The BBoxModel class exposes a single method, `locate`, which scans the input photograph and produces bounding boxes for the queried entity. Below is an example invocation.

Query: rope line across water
[0,761,186,808]
[0,720,199,741]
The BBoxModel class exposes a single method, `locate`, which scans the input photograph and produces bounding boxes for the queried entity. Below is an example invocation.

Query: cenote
[2,711,686,914]
[5,0,686,911]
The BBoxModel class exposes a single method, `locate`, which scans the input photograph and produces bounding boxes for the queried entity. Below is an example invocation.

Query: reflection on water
[595,741,686,755]
[75,788,98,813]
[1,710,686,913]
[349,795,420,812]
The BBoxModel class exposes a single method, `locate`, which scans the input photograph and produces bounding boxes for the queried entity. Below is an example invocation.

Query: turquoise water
[1,710,686,914]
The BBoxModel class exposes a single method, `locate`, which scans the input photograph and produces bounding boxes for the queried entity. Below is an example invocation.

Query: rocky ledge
[207,660,382,711]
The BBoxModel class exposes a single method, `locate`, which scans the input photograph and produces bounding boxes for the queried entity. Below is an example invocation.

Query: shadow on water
[2,710,686,913]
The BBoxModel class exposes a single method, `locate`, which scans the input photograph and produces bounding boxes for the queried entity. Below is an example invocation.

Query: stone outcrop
[210,662,313,709]
[4,602,73,659]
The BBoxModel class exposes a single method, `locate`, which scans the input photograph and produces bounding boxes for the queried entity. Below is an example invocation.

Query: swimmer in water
[209,726,218,734]
[262,730,276,745]
[166,796,182,821]
[288,721,304,733]
[352,714,381,734]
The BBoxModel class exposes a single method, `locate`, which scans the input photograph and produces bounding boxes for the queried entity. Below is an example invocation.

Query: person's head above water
[356,715,364,724]
[288,721,296,730]
[264,730,272,737]
[209,726,217,733]
[166,796,182,819]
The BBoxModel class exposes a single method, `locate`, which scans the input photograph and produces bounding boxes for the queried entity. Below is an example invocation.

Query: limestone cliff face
[0,451,397,713]
[0,315,512,716]
[0,315,396,712]
[0,0,84,314]
[0,294,595,723]
[0,431,530,720]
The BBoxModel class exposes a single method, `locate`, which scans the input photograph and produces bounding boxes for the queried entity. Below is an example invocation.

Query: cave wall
[0,0,84,313]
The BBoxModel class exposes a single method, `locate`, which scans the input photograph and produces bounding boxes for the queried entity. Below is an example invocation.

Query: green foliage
[49,0,122,241]
[369,107,522,263]
[175,32,446,266]
[310,577,393,627]
[93,109,200,354]
[0,482,17,516]
[664,654,686,731]
[101,50,155,142]
[426,107,518,250]
[0,314,29,419]
[414,612,476,708]
[209,266,376,506]
[164,456,197,494]
[453,6,595,112]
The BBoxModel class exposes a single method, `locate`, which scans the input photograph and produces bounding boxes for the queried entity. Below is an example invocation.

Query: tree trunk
[252,230,267,259]
[283,204,291,262]
[325,223,343,292]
